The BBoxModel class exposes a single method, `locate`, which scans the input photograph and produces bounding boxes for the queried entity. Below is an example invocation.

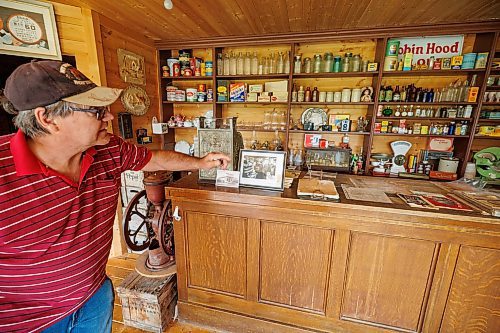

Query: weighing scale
[370,153,392,176]
[390,141,412,175]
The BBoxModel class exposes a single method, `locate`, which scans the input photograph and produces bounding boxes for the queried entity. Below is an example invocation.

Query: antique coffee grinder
[122,172,176,277]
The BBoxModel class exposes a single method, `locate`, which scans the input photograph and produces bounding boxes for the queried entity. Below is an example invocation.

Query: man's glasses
[70,106,108,120]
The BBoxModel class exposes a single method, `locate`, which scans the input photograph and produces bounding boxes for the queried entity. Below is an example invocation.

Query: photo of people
[239,150,286,190]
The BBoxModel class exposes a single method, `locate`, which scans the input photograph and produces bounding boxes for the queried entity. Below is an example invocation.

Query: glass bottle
[269,53,275,74]
[305,87,312,102]
[294,54,302,73]
[244,52,251,75]
[284,51,290,74]
[251,51,259,75]
[393,85,401,101]
[291,83,298,102]
[273,130,283,151]
[313,54,322,73]
[217,53,224,76]
[312,87,319,102]
[385,85,393,102]
[279,110,287,130]
[277,52,284,74]
[333,56,341,72]
[303,57,312,73]
[236,52,244,75]
[263,57,270,75]
[297,86,305,102]
[271,109,279,130]
[229,52,237,75]
[258,57,264,75]
[223,53,230,75]
[263,110,272,130]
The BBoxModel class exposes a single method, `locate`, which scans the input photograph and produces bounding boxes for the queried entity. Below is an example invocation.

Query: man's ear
[33,107,59,133]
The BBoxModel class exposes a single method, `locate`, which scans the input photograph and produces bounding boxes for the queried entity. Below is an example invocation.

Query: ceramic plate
[174,140,191,155]
[301,108,327,130]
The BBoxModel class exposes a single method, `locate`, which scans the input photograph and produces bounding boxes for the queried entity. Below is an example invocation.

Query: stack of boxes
[217,80,288,103]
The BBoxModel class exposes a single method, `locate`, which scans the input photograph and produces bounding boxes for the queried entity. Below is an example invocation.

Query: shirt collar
[10,129,97,177]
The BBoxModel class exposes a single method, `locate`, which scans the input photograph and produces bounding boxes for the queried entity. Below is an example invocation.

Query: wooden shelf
[477,118,500,123]
[373,133,468,138]
[217,102,288,105]
[163,101,213,104]
[289,130,370,135]
[162,76,213,80]
[291,102,374,106]
[485,86,500,91]
[382,69,484,76]
[293,72,378,78]
[474,135,500,139]
[171,126,196,129]
[376,117,473,121]
[378,102,477,106]
[236,128,286,132]
[482,102,500,106]
[216,74,289,79]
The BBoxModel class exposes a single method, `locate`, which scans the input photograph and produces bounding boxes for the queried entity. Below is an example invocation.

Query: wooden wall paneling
[440,246,500,332]
[259,221,333,313]
[341,232,438,331]
[421,243,460,333]
[184,211,247,296]
[98,14,161,150]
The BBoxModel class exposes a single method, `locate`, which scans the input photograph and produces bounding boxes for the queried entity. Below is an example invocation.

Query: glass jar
[351,54,361,72]
[313,54,322,73]
[323,52,333,72]
[333,56,341,72]
[223,53,230,75]
[294,55,302,73]
[243,52,251,75]
[251,51,258,75]
[303,57,312,73]
[264,110,272,130]
[229,52,237,75]
[236,52,244,75]
[341,56,350,72]
[217,53,224,75]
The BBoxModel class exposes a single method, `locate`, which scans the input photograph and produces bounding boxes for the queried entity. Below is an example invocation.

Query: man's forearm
[141,150,202,172]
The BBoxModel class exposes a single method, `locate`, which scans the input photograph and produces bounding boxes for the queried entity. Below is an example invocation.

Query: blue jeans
[42,278,114,333]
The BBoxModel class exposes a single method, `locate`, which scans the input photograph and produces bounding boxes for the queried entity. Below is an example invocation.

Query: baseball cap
[4,60,122,111]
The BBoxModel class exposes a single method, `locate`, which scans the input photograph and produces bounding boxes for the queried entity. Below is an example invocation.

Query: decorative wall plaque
[117,48,145,85]
[120,85,150,116]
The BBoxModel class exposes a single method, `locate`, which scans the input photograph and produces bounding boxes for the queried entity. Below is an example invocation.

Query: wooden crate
[116,272,177,333]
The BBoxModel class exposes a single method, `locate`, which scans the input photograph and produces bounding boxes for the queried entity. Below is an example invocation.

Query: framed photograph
[239,150,286,191]
[0,0,61,60]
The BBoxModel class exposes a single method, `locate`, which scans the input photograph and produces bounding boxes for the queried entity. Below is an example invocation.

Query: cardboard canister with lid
[386,40,400,56]
[384,56,398,71]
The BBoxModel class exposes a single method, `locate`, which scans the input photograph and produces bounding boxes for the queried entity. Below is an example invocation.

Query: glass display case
[305,147,352,172]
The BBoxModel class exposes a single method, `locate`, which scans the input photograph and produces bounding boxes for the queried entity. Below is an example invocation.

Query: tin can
[186,88,197,102]
[207,88,213,101]
[200,63,206,76]
[173,63,180,77]
[195,68,201,76]
[175,89,185,102]
[197,84,206,92]
[166,85,177,101]
[205,61,213,76]
[197,92,206,102]
[162,65,170,77]
[182,68,193,76]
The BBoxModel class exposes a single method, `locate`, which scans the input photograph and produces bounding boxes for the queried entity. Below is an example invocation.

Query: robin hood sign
[391,35,464,66]
[0,0,61,60]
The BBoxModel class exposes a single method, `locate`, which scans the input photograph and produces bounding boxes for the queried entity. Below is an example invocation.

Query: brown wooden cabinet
[168,174,500,333]
[157,26,500,177]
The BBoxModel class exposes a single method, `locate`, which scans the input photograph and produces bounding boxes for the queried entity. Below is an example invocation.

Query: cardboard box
[429,170,457,181]
[451,55,463,70]
[467,87,479,102]
[248,84,264,93]
[121,170,144,189]
[230,83,246,102]
[367,62,378,72]
[265,80,288,92]
[258,95,271,102]
[217,80,230,102]
[246,92,258,102]
[271,91,288,102]
[475,52,489,69]
[403,53,413,71]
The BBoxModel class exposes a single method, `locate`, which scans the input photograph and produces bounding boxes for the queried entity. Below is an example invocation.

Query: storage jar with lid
[294,55,302,73]
[341,57,350,72]
[313,54,322,73]
[323,53,333,72]
[351,54,361,72]
[333,56,341,72]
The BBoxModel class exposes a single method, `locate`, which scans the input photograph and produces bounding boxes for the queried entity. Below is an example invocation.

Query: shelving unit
[158,29,500,177]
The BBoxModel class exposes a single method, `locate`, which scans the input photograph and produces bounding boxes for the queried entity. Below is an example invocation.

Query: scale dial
[394,154,406,166]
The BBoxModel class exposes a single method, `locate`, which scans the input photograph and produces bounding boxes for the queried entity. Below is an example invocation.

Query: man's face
[56,104,114,150]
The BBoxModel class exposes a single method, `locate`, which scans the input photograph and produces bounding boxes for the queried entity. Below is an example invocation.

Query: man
[0,60,230,333]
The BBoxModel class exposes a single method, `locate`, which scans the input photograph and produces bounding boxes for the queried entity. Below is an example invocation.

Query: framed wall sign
[0,0,61,60]
[117,48,146,85]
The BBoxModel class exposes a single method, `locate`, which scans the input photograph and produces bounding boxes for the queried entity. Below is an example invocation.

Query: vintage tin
[186,88,197,102]
[173,63,180,77]
[197,84,206,92]
[175,89,185,102]
[205,61,213,76]
[207,88,213,101]
[166,86,177,101]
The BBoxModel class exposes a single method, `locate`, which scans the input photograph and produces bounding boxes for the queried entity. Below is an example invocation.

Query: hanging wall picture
[117,48,145,85]
[120,85,150,116]
[0,0,61,60]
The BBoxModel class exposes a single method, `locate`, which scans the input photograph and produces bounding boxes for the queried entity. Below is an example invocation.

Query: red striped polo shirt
[0,130,151,332]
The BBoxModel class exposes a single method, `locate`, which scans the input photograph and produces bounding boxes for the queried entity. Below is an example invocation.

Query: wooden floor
[106,254,215,333]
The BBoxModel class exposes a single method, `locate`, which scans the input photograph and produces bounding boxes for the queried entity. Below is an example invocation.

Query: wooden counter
[166,173,500,333]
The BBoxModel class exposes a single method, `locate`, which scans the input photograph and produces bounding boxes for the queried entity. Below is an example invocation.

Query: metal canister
[166,85,177,101]
[197,92,206,102]
[197,84,206,92]
[173,63,180,77]
[186,88,198,102]
[333,56,341,72]
[205,61,213,76]
[207,88,213,101]
[175,89,185,102]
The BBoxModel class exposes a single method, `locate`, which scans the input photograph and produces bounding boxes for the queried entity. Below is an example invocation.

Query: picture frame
[0,0,61,60]
[239,150,286,191]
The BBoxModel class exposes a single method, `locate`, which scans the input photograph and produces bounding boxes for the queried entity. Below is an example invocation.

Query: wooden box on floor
[116,272,177,333]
